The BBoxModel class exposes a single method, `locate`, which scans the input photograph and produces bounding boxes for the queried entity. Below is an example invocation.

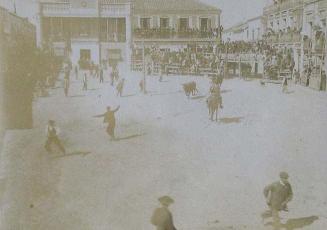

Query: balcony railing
[264,0,303,14]
[42,3,70,15]
[133,28,220,40]
[264,32,301,44]
[100,4,129,17]
[42,2,130,17]
[100,33,126,42]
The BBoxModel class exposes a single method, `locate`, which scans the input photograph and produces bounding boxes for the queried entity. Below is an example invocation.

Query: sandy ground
[1,65,327,230]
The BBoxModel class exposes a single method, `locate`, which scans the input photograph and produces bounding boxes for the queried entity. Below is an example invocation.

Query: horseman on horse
[207,81,223,121]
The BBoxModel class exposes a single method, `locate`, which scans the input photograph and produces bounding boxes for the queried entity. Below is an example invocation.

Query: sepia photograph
[0,0,326,229]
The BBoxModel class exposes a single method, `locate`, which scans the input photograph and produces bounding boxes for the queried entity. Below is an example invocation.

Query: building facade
[263,0,326,90]
[263,0,304,78]
[0,6,36,133]
[131,0,221,50]
[38,0,221,66]
[38,0,132,66]
[302,0,326,89]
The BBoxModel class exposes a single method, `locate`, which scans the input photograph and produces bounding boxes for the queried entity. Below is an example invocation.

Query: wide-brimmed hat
[279,171,289,179]
[48,120,55,124]
[158,196,174,205]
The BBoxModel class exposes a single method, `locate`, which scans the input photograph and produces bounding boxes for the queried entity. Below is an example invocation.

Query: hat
[48,120,55,124]
[279,171,289,179]
[158,196,174,205]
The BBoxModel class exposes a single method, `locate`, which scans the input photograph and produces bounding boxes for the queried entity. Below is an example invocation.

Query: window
[79,19,91,36]
[140,18,150,29]
[179,18,189,31]
[200,18,209,31]
[160,18,169,29]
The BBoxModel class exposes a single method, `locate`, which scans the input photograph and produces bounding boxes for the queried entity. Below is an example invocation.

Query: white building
[222,16,263,42]
[38,0,132,67]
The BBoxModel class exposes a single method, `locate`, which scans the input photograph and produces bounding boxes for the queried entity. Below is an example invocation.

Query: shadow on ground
[219,117,243,124]
[122,94,137,98]
[115,133,146,141]
[191,95,206,100]
[52,151,92,159]
[264,216,319,230]
[221,89,232,94]
[150,90,182,96]
[69,94,86,98]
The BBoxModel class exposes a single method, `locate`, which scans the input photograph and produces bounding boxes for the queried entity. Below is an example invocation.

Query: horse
[182,81,198,98]
[206,94,222,121]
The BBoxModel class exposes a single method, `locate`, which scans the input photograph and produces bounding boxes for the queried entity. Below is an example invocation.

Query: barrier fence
[131,53,264,77]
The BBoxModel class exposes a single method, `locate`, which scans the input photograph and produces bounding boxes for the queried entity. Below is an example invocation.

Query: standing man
[45,120,66,154]
[151,196,177,230]
[82,73,88,91]
[282,76,288,93]
[116,78,125,97]
[75,65,79,80]
[110,70,115,86]
[63,75,70,97]
[99,68,104,83]
[94,106,120,140]
[263,172,293,230]
[139,79,144,93]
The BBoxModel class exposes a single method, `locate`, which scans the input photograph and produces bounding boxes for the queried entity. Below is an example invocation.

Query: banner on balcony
[71,0,97,9]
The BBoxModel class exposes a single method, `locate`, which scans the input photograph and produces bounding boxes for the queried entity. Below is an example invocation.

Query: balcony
[41,2,130,18]
[100,33,126,42]
[264,0,303,14]
[264,31,301,44]
[42,3,70,16]
[133,28,220,42]
[100,4,130,17]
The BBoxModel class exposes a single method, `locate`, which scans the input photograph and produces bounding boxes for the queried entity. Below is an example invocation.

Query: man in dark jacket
[45,120,66,154]
[151,196,177,230]
[94,106,120,140]
[263,172,293,230]
[99,68,104,83]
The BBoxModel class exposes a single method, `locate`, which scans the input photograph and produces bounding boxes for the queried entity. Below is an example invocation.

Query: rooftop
[133,0,220,13]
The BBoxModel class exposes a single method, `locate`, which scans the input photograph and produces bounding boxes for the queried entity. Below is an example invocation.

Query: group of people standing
[46,62,127,155]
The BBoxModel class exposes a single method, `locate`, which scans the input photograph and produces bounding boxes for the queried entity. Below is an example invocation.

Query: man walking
[94,106,120,140]
[116,78,125,97]
[263,172,293,230]
[45,120,66,154]
[82,73,88,91]
[75,65,79,80]
[63,75,70,97]
[110,70,115,86]
[151,196,177,230]
[282,76,288,93]
[99,68,104,83]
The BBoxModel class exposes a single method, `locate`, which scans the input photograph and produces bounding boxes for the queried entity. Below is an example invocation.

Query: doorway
[80,49,91,61]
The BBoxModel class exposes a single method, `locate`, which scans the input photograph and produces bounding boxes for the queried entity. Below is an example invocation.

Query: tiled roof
[133,0,220,13]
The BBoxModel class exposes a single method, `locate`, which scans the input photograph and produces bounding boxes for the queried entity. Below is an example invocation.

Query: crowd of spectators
[133,27,221,39]
[263,27,302,44]
[132,45,223,75]
[217,41,272,54]
[132,39,300,79]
